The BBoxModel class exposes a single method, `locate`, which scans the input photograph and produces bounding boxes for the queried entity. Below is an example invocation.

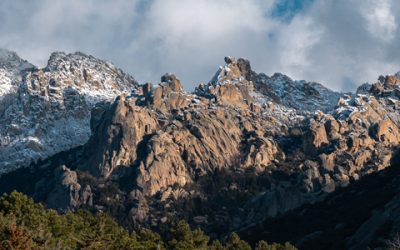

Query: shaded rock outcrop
[46,165,93,211]
[83,94,158,177]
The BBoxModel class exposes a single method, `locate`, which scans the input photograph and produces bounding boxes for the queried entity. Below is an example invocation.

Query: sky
[0,0,399,92]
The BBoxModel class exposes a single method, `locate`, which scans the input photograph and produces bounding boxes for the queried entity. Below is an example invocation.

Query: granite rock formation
[0,50,137,172]
[0,51,399,248]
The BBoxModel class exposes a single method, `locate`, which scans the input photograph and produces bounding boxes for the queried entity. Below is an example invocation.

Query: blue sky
[272,0,314,22]
[0,0,399,92]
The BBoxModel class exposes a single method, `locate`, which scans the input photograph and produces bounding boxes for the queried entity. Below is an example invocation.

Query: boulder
[46,165,93,211]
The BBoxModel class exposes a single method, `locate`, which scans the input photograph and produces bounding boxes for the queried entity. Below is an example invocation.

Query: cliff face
[26,56,399,235]
[1,51,400,248]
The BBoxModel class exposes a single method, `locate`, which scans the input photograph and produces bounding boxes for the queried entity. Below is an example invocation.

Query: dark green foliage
[209,240,225,250]
[0,192,296,250]
[224,233,252,250]
[168,220,209,250]
[136,229,166,250]
[255,240,297,250]
[0,191,144,249]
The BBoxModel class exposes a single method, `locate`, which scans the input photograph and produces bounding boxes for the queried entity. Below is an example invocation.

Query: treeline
[0,191,296,250]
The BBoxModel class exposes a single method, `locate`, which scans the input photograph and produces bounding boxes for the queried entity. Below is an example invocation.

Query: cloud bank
[0,0,399,91]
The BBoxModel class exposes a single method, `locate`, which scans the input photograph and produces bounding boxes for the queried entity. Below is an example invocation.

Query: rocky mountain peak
[194,57,256,109]
[0,49,35,100]
[0,50,138,172]
[370,73,400,98]
[160,73,183,92]
[0,48,34,70]
[136,73,190,113]
[254,71,343,113]
[46,51,114,73]
[209,56,256,85]
[42,51,137,104]
[196,57,342,114]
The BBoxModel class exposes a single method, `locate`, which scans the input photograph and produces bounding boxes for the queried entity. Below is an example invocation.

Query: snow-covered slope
[254,72,343,113]
[0,50,138,172]
[0,49,35,100]
[45,52,136,103]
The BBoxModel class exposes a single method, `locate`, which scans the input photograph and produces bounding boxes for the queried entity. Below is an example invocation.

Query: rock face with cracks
[30,57,400,233]
[1,51,400,247]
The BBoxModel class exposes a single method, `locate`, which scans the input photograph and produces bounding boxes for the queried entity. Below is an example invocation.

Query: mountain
[0,50,138,172]
[0,50,399,249]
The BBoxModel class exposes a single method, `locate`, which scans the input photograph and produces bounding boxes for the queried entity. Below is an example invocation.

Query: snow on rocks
[0,50,138,172]
[0,49,35,101]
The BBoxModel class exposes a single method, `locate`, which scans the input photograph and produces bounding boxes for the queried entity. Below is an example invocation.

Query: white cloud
[278,16,324,75]
[362,0,397,41]
[127,0,277,85]
[272,0,400,91]
[0,0,400,91]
